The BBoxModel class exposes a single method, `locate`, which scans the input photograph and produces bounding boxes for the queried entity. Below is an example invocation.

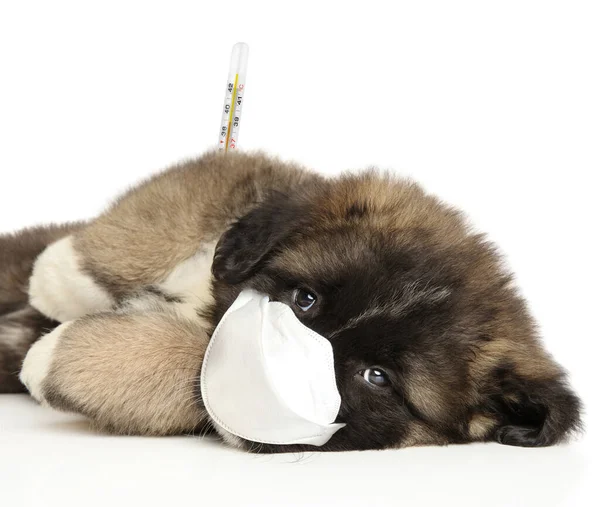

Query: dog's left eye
[360,368,391,387]
[293,289,317,311]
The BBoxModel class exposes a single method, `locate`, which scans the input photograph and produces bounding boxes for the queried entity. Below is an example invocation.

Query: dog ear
[489,365,582,447]
[212,192,308,285]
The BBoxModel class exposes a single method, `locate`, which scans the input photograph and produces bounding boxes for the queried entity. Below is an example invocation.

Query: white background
[0,1,598,506]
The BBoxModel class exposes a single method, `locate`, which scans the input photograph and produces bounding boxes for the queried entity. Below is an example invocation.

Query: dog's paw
[19,322,72,404]
[28,236,114,322]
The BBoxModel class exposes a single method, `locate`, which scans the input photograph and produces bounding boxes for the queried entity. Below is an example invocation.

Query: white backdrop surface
[0,1,598,506]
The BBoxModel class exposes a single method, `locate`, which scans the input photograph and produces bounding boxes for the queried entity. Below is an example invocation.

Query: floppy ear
[489,365,582,447]
[212,192,307,285]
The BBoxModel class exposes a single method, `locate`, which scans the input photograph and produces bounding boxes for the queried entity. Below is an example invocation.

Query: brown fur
[74,151,317,299]
[1,150,581,451]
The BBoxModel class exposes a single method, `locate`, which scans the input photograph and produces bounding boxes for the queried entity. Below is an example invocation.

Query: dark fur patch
[0,224,79,393]
[483,364,582,446]
[212,191,312,285]
[0,305,60,393]
[345,201,370,219]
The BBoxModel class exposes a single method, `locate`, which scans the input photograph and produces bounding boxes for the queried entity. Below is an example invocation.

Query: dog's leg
[28,165,219,323]
[0,224,83,392]
[20,301,210,435]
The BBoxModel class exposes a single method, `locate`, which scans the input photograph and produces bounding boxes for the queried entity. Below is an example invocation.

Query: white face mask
[200,289,345,446]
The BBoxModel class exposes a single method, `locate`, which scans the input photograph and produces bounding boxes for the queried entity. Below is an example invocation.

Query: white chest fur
[156,241,217,323]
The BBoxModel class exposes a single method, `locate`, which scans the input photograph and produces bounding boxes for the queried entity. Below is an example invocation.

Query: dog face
[208,171,581,452]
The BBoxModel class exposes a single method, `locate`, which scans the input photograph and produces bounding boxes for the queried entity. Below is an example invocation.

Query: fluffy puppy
[1,150,582,452]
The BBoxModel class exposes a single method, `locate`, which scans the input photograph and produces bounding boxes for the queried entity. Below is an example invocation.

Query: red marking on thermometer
[219,43,249,152]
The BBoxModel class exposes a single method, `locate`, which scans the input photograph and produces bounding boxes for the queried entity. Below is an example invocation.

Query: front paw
[19,322,72,404]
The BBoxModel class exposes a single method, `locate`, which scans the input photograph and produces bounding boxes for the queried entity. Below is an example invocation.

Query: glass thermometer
[219,42,249,151]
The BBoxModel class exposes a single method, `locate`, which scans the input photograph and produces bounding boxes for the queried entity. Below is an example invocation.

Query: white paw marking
[28,236,114,322]
[19,322,72,404]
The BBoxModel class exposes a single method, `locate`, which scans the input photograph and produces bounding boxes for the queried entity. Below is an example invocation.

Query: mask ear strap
[218,42,249,152]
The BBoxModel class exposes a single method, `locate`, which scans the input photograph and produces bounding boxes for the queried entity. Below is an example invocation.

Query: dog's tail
[0,223,84,392]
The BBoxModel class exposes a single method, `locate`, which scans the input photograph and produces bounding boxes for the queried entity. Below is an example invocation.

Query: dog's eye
[293,288,317,311]
[360,368,390,387]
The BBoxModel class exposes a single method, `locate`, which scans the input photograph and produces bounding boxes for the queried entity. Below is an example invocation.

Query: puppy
[0,150,582,452]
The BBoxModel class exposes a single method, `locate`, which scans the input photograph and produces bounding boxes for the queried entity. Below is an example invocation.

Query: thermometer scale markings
[225,74,239,149]
[219,43,248,151]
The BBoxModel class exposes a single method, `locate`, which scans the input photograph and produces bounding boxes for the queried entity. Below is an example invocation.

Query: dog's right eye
[292,288,317,311]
